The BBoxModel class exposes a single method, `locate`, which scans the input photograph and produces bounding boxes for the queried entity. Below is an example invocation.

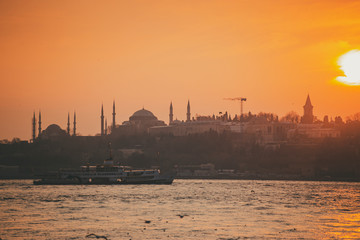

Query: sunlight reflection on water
[1,179,360,239]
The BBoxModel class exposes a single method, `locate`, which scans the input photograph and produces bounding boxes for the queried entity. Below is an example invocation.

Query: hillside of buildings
[1,119,359,181]
[1,96,359,181]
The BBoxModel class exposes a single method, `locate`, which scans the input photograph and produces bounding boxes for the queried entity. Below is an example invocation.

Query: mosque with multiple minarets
[31,100,196,141]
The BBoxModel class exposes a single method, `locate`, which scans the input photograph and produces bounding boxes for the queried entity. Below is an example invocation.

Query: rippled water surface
[1,179,360,239]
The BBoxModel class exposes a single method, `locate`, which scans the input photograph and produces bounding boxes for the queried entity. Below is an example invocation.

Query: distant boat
[33,144,174,185]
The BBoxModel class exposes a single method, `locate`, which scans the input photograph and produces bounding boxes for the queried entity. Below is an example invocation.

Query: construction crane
[223,97,247,121]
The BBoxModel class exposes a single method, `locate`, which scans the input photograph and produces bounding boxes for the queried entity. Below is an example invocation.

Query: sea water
[1,179,360,239]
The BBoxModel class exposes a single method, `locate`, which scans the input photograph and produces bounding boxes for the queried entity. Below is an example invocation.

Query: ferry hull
[33,177,174,185]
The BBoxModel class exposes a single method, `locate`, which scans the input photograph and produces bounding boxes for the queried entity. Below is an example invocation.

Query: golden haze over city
[1,0,360,141]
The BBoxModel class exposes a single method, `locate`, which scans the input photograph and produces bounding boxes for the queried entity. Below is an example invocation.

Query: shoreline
[2,175,360,183]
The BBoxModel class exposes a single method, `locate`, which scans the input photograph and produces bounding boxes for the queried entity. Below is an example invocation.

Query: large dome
[45,124,63,133]
[41,124,67,137]
[129,108,157,121]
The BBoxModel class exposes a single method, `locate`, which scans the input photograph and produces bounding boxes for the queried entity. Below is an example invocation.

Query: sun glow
[336,50,360,86]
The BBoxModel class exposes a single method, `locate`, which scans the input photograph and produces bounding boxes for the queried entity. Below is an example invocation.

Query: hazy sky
[1,0,360,140]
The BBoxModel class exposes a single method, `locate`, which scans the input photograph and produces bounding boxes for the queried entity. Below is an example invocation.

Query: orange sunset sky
[1,0,360,140]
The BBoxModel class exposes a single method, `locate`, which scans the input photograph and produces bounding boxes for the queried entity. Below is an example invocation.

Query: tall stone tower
[186,100,191,122]
[73,111,76,136]
[32,112,36,142]
[67,113,70,135]
[101,104,104,136]
[112,100,116,130]
[38,111,42,137]
[105,118,108,135]
[301,94,314,124]
[169,102,173,124]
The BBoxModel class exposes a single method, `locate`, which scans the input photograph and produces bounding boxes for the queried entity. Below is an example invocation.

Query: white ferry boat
[33,147,174,185]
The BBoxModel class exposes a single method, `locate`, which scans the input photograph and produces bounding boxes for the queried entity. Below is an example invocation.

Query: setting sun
[336,50,360,86]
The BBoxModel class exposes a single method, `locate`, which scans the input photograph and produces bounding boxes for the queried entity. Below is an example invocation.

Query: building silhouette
[38,111,42,138]
[169,102,173,124]
[112,100,116,131]
[67,113,70,135]
[32,112,36,142]
[301,94,314,124]
[73,111,76,136]
[40,124,67,139]
[29,95,340,143]
[101,104,104,136]
[186,100,191,122]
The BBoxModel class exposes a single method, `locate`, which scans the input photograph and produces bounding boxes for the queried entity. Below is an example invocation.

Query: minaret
[38,111,42,137]
[73,111,76,136]
[186,100,191,122]
[302,94,314,124]
[67,113,70,135]
[169,102,173,125]
[101,104,104,136]
[112,100,116,131]
[105,118,108,135]
[32,111,36,142]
